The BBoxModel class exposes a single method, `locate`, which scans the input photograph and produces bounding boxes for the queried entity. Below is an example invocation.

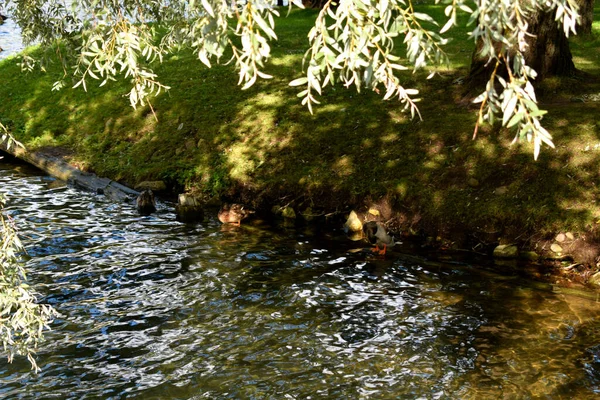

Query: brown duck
[362,221,395,255]
[218,203,254,225]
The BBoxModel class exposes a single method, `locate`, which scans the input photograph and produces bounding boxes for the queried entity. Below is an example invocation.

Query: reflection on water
[0,14,23,60]
[1,158,600,399]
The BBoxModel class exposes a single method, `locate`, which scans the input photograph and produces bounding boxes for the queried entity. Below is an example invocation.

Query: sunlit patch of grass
[270,54,304,67]
[28,131,57,148]
[332,155,354,177]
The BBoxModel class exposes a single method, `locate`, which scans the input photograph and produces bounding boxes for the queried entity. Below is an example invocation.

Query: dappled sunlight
[220,89,298,184]
[361,137,374,149]
[565,18,600,76]
[28,131,57,148]
[332,155,354,177]
[394,179,410,199]
[2,5,600,256]
[314,103,347,116]
[568,150,597,168]
[387,109,410,124]
[471,136,502,159]
[431,191,445,210]
[421,158,441,172]
[225,130,293,183]
[385,159,400,169]
[269,54,303,67]
[227,145,263,182]
[558,198,596,217]
[381,132,400,143]
[573,56,596,70]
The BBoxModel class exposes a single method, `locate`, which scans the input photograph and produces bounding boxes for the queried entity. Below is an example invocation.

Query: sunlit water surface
[1,159,600,399]
[0,16,23,60]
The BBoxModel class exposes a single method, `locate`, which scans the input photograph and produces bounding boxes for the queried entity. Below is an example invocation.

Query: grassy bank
[2,5,600,264]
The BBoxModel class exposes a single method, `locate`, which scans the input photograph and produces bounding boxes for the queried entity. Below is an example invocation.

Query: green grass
[2,4,600,253]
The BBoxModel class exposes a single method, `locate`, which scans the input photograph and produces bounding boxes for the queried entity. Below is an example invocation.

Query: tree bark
[524,10,576,78]
[467,10,576,89]
[302,0,329,8]
[576,0,595,36]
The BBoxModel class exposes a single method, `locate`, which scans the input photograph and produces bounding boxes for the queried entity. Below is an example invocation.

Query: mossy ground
[2,4,600,271]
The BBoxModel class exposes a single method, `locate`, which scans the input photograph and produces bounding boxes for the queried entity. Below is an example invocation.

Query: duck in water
[136,189,156,216]
[362,221,394,255]
[218,203,254,226]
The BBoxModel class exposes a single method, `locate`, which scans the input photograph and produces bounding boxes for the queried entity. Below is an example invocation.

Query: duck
[362,221,394,255]
[136,189,156,216]
[0,14,7,24]
[218,203,254,225]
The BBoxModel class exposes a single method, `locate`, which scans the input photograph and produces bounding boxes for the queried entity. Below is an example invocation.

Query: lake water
[0,15,23,60]
[2,156,600,399]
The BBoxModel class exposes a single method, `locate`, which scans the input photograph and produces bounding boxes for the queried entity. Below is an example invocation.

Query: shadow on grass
[1,8,600,259]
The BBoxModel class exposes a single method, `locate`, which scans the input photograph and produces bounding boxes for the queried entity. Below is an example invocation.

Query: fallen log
[0,142,139,203]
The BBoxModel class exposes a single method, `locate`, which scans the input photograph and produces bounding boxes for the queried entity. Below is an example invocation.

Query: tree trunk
[467,10,576,89]
[302,0,329,8]
[524,10,576,78]
[576,0,595,36]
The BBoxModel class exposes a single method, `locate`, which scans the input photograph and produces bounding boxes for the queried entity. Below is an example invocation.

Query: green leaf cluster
[0,0,583,157]
[0,190,56,372]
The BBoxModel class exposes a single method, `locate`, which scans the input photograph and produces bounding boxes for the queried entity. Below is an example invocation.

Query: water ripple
[1,162,600,398]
